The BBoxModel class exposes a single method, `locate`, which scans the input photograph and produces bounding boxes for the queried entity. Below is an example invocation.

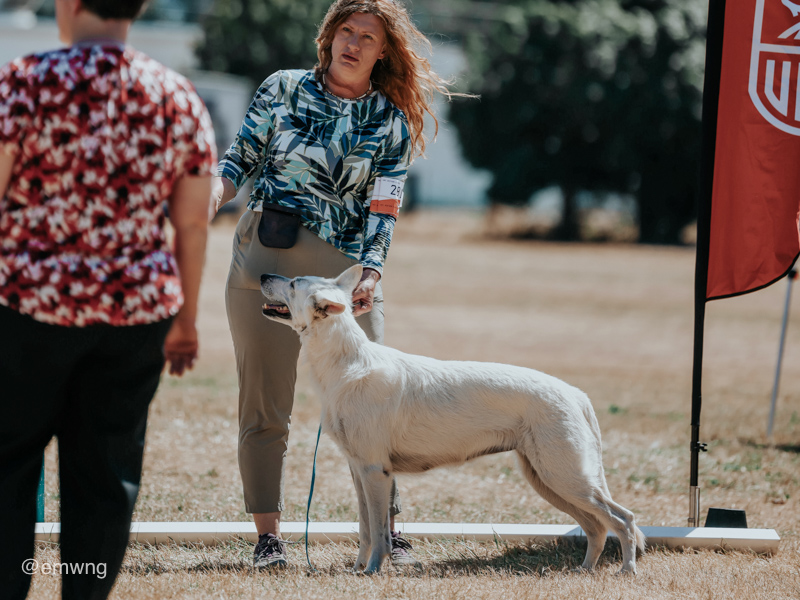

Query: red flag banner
[709,0,800,300]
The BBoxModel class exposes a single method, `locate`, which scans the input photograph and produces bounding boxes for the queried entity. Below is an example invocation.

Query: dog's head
[260,264,363,333]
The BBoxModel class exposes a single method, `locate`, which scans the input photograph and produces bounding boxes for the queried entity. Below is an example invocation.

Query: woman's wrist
[213,176,237,209]
[361,267,381,282]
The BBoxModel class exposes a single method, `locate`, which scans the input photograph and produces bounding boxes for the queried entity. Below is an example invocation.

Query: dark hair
[81,0,149,20]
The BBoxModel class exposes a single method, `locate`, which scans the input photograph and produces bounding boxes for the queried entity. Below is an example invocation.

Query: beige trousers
[225,209,401,515]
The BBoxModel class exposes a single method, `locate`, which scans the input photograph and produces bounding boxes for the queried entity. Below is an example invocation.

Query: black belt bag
[257,204,303,249]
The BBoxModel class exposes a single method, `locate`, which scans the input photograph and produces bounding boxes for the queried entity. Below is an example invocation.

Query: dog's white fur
[260,265,645,574]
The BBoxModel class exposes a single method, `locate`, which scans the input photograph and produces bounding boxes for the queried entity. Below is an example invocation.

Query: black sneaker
[390,531,420,567]
[253,533,287,568]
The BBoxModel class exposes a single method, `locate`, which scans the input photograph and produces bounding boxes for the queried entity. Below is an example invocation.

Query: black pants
[0,306,172,600]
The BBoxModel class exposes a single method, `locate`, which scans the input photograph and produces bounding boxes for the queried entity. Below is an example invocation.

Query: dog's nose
[260,274,268,283]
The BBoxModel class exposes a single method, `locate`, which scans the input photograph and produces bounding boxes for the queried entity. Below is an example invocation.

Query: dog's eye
[290,281,295,290]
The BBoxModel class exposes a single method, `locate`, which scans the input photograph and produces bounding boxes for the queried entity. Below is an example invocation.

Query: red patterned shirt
[0,43,216,327]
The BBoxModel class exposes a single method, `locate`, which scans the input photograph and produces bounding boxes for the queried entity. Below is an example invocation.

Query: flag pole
[691,0,726,527]
[768,269,797,439]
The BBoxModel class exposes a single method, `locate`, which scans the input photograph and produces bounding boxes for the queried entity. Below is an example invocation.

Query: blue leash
[305,422,323,571]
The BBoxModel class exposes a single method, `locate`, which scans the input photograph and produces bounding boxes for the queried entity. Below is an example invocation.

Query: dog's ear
[310,293,347,319]
[335,264,363,293]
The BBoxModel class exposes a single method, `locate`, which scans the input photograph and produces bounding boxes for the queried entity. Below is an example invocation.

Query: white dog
[260,265,645,574]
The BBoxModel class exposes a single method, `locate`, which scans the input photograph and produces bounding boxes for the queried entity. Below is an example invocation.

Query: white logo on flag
[750,0,800,135]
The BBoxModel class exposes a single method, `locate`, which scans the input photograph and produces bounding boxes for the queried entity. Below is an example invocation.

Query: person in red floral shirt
[0,0,216,597]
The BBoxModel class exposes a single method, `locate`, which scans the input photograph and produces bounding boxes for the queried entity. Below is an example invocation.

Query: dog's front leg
[359,464,393,574]
[349,464,371,571]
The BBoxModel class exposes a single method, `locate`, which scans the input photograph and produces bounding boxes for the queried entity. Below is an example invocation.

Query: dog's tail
[634,523,647,554]
[579,392,605,448]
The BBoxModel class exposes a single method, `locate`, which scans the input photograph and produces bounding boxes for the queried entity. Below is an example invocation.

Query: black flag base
[705,507,748,528]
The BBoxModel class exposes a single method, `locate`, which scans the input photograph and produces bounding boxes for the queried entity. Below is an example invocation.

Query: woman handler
[212,0,456,568]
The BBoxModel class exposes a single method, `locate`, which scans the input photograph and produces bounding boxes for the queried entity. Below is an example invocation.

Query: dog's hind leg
[356,463,393,574]
[584,494,644,575]
[520,445,644,574]
[516,451,608,571]
[349,464,371,571]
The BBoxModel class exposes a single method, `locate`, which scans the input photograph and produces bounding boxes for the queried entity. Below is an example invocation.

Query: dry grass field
[29,211,800,599]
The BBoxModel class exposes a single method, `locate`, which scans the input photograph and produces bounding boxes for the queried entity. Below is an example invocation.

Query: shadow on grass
[121,540,254,576]
[122,557,252,576]
[416,539,626,578]
[119,539,634,578]
[770,444,800,454]
[742,440,800,454]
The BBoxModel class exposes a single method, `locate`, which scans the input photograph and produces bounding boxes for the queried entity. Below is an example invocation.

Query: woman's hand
[164,315,199,376]
[209,176,237,221]
[352,267,381,316]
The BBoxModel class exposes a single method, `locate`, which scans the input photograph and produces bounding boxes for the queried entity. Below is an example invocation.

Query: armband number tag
[372,177,404,206]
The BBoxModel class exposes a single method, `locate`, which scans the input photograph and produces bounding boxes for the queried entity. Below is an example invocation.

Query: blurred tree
[33,0,215,22]
[445,0,707,243]
[195,0,333,86]
[141,0,214,22]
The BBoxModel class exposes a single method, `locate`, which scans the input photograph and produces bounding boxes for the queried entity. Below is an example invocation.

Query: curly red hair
[315,0,457,158]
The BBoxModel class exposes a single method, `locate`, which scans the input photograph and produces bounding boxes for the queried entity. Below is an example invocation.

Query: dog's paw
[363,560,383,575]
[570,565,592,574]
[350,559,367,573]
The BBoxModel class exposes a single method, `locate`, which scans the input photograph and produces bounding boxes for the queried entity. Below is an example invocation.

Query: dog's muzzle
[262,303,291,319]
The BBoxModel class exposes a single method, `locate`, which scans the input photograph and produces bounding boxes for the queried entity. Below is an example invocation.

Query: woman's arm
[353,114,412,315]
[213,72,282,214]
[360,113,411,267]
[209,176,238,219]
[0,151,15,200]
[0,59,27,201]
[352,267,381,316]
[165,174,212,375]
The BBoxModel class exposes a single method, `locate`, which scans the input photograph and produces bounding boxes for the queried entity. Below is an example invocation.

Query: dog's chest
[323,410,352,453]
